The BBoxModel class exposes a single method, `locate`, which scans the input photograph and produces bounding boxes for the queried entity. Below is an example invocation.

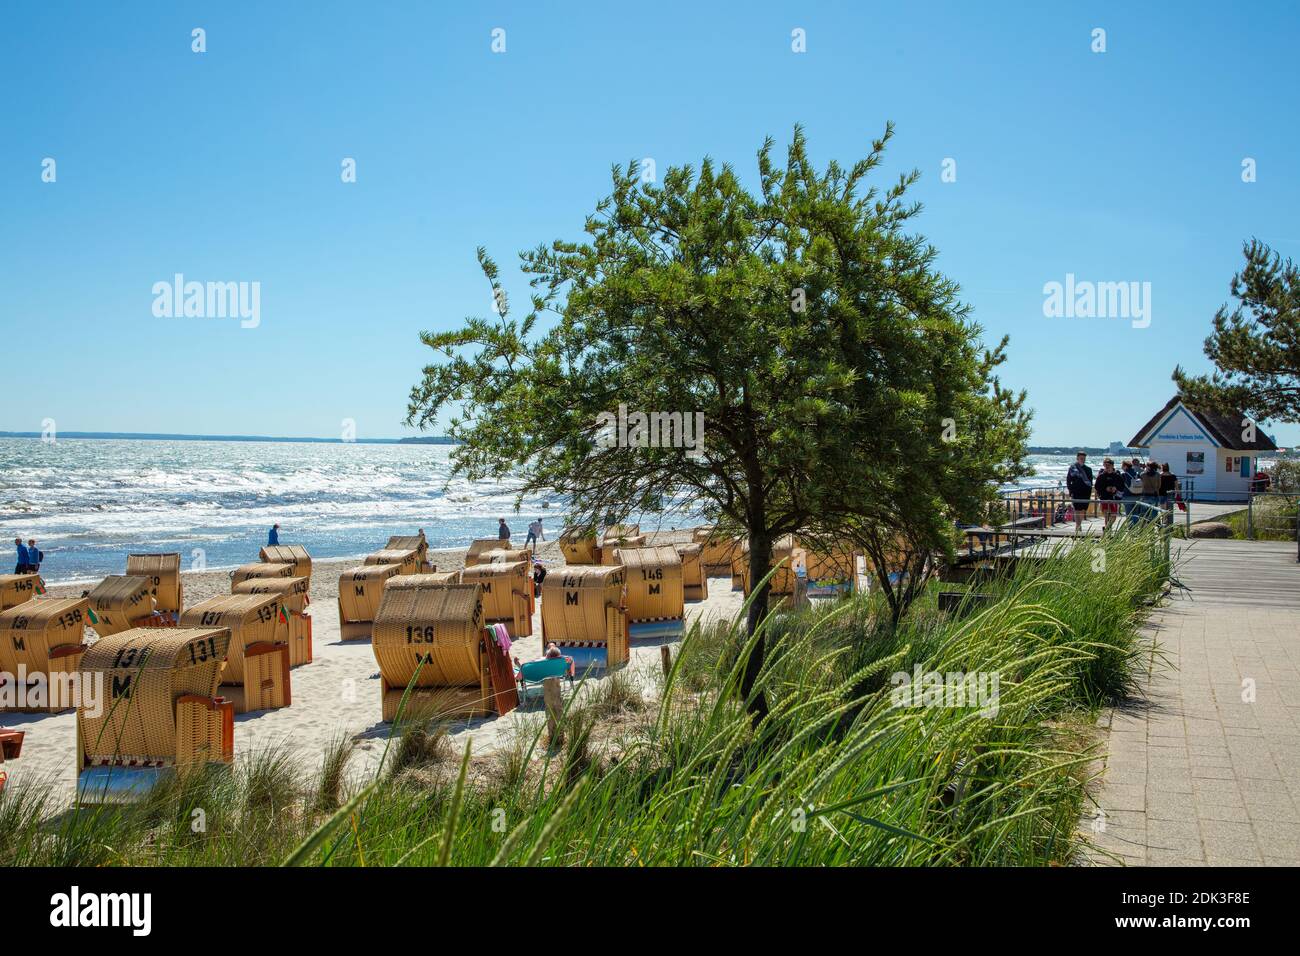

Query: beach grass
[0,525,1166,867]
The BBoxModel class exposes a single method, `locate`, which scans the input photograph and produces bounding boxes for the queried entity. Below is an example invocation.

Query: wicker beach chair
[84,575,155,637]
[232,575,313,665]
[181,593,291,713]
[0,597,91,712]
[539,564,628,671]
[76,626,234,803]
[615,545,685,642]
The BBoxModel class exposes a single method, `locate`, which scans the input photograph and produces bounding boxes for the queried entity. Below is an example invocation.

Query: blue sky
[2,1,1298,446]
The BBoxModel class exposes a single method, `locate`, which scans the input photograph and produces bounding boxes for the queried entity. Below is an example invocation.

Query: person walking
[1094,459,1126,531]
[497,518,511,541]
[268,523,280,546]
[13,538,29,574]
[26,539,42,574]
[525,518,544,549]
[1066,451,1095,533]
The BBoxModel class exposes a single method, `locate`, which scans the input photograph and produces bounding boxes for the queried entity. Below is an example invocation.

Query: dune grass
[0,524,1167,867]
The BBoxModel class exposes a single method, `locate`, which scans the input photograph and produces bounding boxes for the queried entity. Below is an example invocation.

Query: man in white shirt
[525,518,544,549]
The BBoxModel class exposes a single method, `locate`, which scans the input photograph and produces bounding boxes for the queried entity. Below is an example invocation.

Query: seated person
[514,642,575,680]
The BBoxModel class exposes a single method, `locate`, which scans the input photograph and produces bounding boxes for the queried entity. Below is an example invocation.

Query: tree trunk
[740,529,772,722]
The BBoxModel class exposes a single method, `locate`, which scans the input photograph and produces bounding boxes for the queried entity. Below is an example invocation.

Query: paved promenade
[1085,539,1300,865]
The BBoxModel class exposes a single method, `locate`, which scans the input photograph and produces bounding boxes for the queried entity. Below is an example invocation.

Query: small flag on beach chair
[87,607,99,625]
[278,605,289,625]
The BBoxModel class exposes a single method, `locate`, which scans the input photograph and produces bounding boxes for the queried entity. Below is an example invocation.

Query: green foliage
[406,126,1031,709]
[2,525,1166,867]
[1174,239,1300,423]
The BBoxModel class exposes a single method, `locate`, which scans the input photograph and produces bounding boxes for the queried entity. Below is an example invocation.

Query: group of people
[11,537,44,574]
[498,516,547,550]
[1066,452,1181,531]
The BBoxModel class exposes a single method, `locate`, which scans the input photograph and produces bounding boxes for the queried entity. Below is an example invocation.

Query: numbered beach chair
[460,560,533,638]
[75,626,233,803]
[616,545,685,642]
[0,597,90,712]
[364,547,423,576]
[126,553,183,624]
[740,536,809,610]
[371,582,515,721]
[600,524,647,564]
[695,527,743,577]
[386,534,434,572]
[231,562,294,587]
[337,564,402,641]
[0,573,44,612]
[384,571,463,592]
[181,593,290,714]
[465,538,506,568]
[802,539,858,598]
[85,575,156,637]
[233,576,313,665]
[259,544,313,584]
[540,565,628,671]
[675,542,709,601]
[559,530,602,565]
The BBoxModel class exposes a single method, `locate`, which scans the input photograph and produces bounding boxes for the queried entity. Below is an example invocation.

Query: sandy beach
[3,530,745,798]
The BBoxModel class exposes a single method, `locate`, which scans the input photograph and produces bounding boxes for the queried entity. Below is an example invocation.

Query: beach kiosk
[338,564,403,641]
[0,597,90,712]
[0,573,44,612]
[126,553,184,623]
[85,575,156,637]
[233,575,313,666]
[616,545,685,642]
[181,593,291,714]
[1129,397,1278,503]
[539,565,628,671]
[75,627,234,803]
[371,582,517,721]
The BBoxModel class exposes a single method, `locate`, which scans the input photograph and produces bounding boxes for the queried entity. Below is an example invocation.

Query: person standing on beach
[268,523,280,546]
[13,538,29,574]
[1120,459,1139,518]
[26,539,42,574]
[498,518,510,541]
[525,518,544,549]
[1066,452,1094,533]
[1094,459,1125,531]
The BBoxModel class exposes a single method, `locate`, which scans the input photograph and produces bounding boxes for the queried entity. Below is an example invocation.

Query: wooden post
[543,677,563,742]
[660,644,672,679]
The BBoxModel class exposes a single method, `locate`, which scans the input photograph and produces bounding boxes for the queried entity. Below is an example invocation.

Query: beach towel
[492,622,512,655]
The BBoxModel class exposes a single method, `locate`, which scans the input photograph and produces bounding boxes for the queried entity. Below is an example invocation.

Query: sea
[0,437,1078,584]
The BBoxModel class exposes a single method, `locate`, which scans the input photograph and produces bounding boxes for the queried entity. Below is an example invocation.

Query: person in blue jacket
[13,538,29,574]
[268,523,280,546]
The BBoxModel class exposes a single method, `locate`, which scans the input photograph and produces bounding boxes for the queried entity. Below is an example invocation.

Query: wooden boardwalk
[1084,538,1300,866]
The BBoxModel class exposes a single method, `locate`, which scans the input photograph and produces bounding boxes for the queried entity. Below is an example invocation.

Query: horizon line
[0,430,454,445]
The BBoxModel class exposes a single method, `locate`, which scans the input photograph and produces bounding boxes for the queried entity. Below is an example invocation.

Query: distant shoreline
[0,431,456,445]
